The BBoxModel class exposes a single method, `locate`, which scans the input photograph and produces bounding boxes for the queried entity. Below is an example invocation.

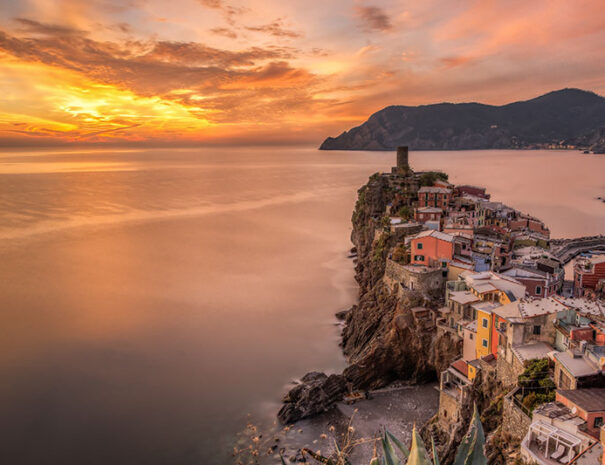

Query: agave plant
[452,404,487,465]
[378,403,486,465]
[291,404,487,465]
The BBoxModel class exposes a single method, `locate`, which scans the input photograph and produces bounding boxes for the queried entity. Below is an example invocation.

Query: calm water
[0,148,603,465]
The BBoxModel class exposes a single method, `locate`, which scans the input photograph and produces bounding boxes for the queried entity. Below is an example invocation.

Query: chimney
[397,146,409,172]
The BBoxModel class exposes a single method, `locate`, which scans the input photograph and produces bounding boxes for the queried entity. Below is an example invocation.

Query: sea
[0,147,603,465]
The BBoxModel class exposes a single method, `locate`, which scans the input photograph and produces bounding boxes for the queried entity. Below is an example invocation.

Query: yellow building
[467,360,479,381]
[474,302,500,358]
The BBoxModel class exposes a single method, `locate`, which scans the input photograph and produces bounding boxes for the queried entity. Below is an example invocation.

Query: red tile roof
[451,359,469,377]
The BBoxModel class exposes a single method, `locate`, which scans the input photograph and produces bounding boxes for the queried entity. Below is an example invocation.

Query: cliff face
[319,88,605,151]
[278,172,461,424]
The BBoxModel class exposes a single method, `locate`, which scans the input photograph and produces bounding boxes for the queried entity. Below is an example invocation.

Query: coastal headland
[277,147,605,465]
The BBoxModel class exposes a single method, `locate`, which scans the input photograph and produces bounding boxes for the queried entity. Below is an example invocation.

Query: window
[470,334,474,340]
[417,243,423,250]
[414,255,425,262]
[482,339,488,348]
[533,325,541,335]
[482,318,489,328]
[536,285,542,295]
[595,417,603,428]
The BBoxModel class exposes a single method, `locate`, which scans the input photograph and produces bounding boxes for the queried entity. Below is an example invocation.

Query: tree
[419,172,449,187]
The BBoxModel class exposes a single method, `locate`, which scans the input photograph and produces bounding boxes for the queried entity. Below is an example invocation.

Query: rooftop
[518,297,569,318]
[494,297,569,321]
[416,207,443,213]
[502,266,549,279]
[451,359,468,378]
[472,301,501,314]
[410,229,454,243]
[534,401,577,421]
[512,342,554,364]
[449,260,475,271]
[557,389,605,412]
[461,271,526,300]
[449,290,481,305]
[553,351,600,378]
[418,186,452,194]
[554,297,605,319]
[464,320,477,332]
[402,264,442,274]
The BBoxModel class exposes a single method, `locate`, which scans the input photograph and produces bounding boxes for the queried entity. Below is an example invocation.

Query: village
[376,147,605,465]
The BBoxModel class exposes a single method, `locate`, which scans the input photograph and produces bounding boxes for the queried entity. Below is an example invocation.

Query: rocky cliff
[319,88,605,151]
[278,172,461,424]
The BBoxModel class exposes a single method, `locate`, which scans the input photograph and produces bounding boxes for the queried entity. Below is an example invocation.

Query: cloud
[245,19,302,38]
[0,17,325,132]
[197,0,247,26]
[440,55,476,69]
[210,27,237,39]
[14,17,86,36]
[354,6,392,32]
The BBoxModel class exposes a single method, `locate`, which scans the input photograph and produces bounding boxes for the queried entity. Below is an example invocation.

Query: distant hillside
[319,89,605,152]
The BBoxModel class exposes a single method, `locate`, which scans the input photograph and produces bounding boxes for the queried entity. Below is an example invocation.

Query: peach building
[408,230,454,267]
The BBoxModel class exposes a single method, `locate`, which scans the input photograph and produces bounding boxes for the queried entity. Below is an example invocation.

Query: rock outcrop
[277,372,348,424]
[278,170,461,424]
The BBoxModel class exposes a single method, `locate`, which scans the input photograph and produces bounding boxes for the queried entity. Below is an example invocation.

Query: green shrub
[420,171,449,187]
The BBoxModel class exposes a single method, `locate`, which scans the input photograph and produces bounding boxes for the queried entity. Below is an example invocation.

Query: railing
[436,319,457,335]
[507,386,534,419]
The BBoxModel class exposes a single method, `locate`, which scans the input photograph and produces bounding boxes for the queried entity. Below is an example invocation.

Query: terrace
[521,421,584,465]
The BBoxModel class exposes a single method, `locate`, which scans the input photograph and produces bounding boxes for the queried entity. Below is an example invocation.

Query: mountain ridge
[319,88,605,152]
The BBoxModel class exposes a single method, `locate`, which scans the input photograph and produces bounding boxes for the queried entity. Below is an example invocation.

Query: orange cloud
[0,0,604,147]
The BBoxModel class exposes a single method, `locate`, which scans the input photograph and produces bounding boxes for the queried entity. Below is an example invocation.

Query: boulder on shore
[278,372,347,424]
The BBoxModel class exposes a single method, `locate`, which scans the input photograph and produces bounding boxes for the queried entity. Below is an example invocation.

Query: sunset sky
[1,0,604,147]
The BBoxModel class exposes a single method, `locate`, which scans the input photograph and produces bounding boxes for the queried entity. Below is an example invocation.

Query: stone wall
[502,388,532,443]
[384,259,446,294]
[496,352,523,388]
[438,390,462,425]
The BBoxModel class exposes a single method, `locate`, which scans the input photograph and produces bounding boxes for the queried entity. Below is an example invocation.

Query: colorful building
[408,230,454,267]
[556,389,605,439]
[417,186,452,210]
[455,185,490,200]
[575,256,605,297]
[475,302,498,358]
[501,265,564,298]
[414,207,442,224]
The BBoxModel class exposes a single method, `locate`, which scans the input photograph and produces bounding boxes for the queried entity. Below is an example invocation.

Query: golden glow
[0,57,214,143]
[0,0,603,146]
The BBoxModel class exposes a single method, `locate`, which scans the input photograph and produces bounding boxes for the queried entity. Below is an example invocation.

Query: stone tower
[397,146,409,172]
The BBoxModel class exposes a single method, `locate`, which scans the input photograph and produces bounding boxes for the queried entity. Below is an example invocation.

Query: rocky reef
[278,172,460,425]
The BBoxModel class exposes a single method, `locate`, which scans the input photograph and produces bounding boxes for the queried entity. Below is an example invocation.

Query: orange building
[409,230,454,267]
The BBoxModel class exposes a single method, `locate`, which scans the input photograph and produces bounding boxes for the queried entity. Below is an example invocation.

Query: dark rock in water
[334,308,351,320]
[278,372,347,424]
